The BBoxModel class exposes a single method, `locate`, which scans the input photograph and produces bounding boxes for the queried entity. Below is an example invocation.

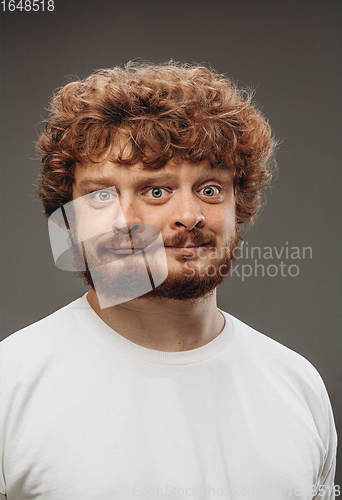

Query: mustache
[94,227,159,251]
[75,228,217,253]
[105,234,146,250]
[163,229,216,248]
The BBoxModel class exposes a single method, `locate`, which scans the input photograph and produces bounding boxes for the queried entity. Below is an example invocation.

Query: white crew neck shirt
[0,295,337,499]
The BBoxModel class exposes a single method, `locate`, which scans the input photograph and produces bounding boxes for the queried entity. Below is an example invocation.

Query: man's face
[72,158,237,303]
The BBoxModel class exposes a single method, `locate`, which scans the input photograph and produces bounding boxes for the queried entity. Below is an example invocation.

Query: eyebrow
[77,178,116,190]
[77,173,177,190]
[136,173,176,185]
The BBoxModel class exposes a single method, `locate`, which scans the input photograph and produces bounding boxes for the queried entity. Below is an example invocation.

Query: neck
[86,288,224,352]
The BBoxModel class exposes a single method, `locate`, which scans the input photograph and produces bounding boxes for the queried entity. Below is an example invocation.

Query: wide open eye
[92,190,116,202]
[200,186,220,197]
[145,187,168,199]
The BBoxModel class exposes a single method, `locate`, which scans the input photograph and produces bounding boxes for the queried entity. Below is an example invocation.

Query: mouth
[108,247,145,255]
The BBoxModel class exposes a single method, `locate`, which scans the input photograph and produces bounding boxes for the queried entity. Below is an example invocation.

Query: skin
[72,158,236,352]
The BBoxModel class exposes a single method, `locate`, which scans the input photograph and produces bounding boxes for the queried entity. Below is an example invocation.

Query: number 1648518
[1,0,54,11]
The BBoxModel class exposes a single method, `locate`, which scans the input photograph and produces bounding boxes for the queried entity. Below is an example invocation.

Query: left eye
[92,190,115,202]
[200,186,220,197]
[146,187,167,199]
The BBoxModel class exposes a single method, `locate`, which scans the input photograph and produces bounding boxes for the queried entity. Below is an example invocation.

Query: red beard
[75,228,240,304]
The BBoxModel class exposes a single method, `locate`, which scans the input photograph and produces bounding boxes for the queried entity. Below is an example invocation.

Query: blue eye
[92,190,115,202]
[201,186,220,197]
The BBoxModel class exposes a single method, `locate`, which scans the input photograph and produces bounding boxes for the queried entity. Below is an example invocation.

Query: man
[0,63,337,499]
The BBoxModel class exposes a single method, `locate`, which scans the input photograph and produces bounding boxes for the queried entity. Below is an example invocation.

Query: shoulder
[1,295,89,370]
[224,311,318,369]
[222,311,337,483]
[222,310,333,410]
[222,311,337,448]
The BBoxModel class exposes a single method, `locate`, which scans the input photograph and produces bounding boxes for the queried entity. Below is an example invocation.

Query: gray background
[1,0,341,485]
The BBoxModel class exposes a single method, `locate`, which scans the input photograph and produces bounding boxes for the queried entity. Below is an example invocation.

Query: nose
[170,193,205,231]
[112,198,144,234]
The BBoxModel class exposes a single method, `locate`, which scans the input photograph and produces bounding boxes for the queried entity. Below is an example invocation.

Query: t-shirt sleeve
[0,440,6,497]
[0,340,8,498]
[312,376,338,500]
[0,452,5,498]
[0,370,6,497]
[313,462,337,499]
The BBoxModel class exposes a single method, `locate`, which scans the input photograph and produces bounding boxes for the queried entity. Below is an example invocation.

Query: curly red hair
[37,61,276,224]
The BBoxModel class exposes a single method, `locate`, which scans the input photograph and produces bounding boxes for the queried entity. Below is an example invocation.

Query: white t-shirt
[0,295,337,500]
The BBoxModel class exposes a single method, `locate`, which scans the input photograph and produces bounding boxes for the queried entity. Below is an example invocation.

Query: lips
[108,247,144,254]
[165,244,206,255]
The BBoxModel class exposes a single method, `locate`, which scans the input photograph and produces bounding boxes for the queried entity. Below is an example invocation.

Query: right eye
[145,187,167,199]
[92,190,116,202]
[144,187,170,201]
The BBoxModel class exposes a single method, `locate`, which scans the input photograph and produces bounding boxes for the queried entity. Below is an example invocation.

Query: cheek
[206,203,236,234]
[139,207,167,231]
[213,219,235,238]
[73,197,125,242]
[74,211,111,243]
